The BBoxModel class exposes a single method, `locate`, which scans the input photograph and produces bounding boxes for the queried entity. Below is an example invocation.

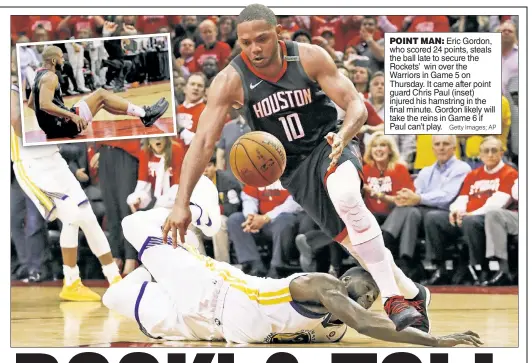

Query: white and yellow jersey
[181,245,347,344]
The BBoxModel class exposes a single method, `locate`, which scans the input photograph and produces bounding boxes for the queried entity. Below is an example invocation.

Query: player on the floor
[28,45,169,139]
[103,179,481,347]
[11,79,122,301]
[162,3,428,332]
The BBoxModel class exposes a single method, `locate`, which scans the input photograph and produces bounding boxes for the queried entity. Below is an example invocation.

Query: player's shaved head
[340,267,379,309]
[237,3,277,27]
[42,45,63,64]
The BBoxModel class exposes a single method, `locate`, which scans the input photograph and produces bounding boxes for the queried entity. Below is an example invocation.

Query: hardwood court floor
[11,285,518,348]
[22,82,175,144]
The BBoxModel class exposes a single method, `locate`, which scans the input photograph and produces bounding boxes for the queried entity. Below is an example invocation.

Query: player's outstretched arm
[163,68,239,246]
[301,44,368,143]
[290,274,483,347]
[11,87,23,137]
[39,74,78,120]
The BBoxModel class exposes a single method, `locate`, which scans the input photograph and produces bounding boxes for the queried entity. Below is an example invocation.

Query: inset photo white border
[15,32,177,147]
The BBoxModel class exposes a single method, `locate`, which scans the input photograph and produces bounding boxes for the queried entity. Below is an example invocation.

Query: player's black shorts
[280,138,364,242]
[39,107,81,139]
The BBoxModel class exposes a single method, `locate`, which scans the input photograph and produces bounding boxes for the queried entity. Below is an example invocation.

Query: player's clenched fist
[162,204,191,248]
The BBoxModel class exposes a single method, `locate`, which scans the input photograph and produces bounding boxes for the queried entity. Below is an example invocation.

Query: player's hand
[162,203,191,248]
[70,114,88,132]
[325,132,347,172]
[75,168,89,182]
[435,331,483,347]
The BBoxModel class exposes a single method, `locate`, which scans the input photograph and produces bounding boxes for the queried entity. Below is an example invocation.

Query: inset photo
[16,32,176,145]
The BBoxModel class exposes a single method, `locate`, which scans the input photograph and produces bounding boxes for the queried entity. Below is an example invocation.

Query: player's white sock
[127,103,146,117]
[351,234,401,303]
[63,265,81,286]
[387,250,419,299]
[102,262,121,284]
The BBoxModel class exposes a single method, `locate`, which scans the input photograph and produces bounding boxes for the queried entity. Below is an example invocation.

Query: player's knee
[95,87,107,100]
[121,213,140,242]
[102,283,121,311]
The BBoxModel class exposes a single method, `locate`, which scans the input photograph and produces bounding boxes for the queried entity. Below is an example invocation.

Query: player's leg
[121,207,219,307]
[326,160,422,331]
[78,88,169,127]
[102,265,178,340]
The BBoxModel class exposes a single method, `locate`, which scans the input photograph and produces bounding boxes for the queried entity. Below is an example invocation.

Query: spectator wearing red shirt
[424,137,518,285]
[227,181,302,278]
[11,15,63,42]
[177,73,207,148]
[362,133,415,222]
[362,133,415,268]
[193,20,232,71]
[406,16,450,32]
[127,137,185,212]
[347,16,385,74]
[57,16,105,38]
[483,178,518,286]
[135,16,180,35]
[175,38,197,78]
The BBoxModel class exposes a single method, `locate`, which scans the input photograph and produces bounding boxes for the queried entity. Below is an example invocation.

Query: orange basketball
[229,131,287,187]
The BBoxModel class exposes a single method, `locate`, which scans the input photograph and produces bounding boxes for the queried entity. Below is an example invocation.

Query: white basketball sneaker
[189,175,221,237]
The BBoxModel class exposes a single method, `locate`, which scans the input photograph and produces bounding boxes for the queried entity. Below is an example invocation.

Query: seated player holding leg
[103,175,481,347]
[27,45,169,139]
[11,80,121,301]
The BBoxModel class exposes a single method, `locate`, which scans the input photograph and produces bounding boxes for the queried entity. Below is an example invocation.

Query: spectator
[424,137,518,285]
[193,19,232,71]
[362,132,415,225]
[227,181,302,278]
[500,21,518,94]
[351,65,371,98]
[294,212,346,277]
[218,16,237,49]
[292,29,311,44]
[347,16,385,73]
[461,95,512,170]
[194,154,242,263]
[413,134,461,171]
[380,135,471,278]
[16,37,39,98]
[174,75,186,105]
[405,16,450,32]
[216,112,251,178]
[11,177,49,282]
[135,16,180,35]
[57,16,104,39]
[363,72,416,169]
[175,38,196,78]
[483,179,518,286]
[95,140,141,276]
[201,56,219,87]
[506,75,518,165]
[127,137,185,213]
[177,73,207,148]
[60,143,105,226]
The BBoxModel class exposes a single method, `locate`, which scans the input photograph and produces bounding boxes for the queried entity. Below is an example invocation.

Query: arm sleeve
[241,190,259,218]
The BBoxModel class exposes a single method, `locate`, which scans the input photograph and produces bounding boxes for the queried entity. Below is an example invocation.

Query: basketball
[229,131,287,187]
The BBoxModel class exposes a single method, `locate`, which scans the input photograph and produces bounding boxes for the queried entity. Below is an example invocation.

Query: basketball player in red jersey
[163,4,429,332]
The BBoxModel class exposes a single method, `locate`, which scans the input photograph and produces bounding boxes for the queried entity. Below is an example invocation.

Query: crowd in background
[10,15,519,287]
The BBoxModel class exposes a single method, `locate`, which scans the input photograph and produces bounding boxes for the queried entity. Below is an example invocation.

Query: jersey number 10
[279,113,305,142]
